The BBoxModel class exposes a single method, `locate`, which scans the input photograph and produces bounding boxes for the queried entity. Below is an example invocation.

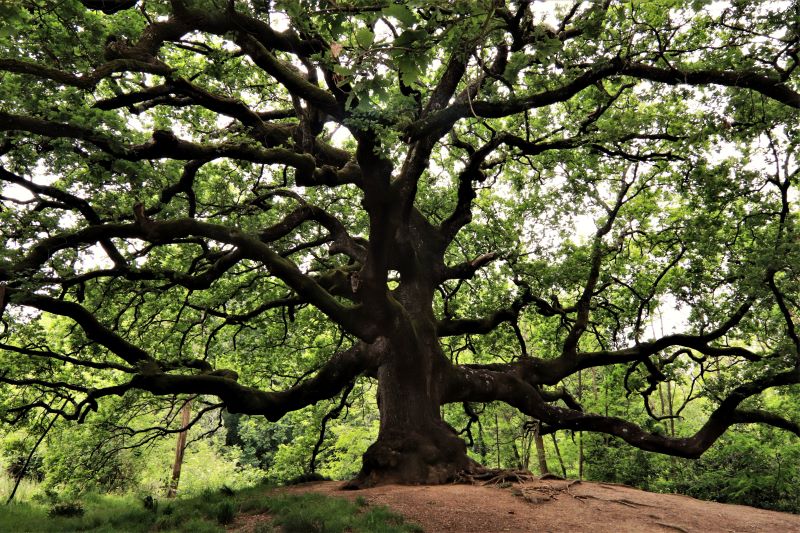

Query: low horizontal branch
[130,343,375,419]
[445,363,800,458]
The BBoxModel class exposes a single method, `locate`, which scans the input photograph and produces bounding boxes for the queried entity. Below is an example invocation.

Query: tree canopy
[0,0,799,487]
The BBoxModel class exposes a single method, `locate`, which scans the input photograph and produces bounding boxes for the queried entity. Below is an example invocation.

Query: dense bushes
[583,428,800,513]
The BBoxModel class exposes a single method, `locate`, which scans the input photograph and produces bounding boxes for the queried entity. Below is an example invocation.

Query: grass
[0,482,423,532]
[0,472,39,502]
[266,493,423,533]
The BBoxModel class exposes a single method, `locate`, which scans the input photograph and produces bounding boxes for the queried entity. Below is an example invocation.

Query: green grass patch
[0,483,422,532]
[267,493,422,533]
[0,473,41,502]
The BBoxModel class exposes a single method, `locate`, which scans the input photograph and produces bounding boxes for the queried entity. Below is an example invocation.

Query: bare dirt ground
[228,478,800,532]
[260,479,800,533]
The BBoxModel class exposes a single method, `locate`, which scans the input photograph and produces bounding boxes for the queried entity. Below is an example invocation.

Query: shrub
[48,501,84,518]
[142,494,158,512]
[215,500,236,525]
[2,437,45,482]
[284,472,329,485]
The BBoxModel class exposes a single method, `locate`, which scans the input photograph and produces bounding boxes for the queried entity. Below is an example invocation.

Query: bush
[215,500,236,525]
[142,494,158,512]
[2,437,45,482]
[284,472,329,485]
[48,501,84,518]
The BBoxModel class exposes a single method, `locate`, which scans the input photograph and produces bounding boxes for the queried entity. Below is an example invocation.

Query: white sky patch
[326,122,353,148]
[531,1,575,26]
[216,114,234,129]
[268,11,291,33]
[2,182,34,202]
[0,160,58,201]
[76,243,115,273]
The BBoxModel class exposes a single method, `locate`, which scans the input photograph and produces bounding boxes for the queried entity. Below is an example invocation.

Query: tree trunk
[494,412,501,469]
[533,422,550,475]
[511,442,523,470]
[167,400,191,498]
[666,381,676,437]
[551,433,568,478]
[578,370,584,480]
[521,422,532,470]
[348,330,476,487]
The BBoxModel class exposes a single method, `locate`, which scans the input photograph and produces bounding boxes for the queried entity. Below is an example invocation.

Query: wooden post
[167,400,192,498]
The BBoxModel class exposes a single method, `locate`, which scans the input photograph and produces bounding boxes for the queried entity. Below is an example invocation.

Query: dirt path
[279,479,800,533]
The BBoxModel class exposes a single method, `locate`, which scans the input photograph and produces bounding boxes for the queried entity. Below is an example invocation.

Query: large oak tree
[1,0,799,487]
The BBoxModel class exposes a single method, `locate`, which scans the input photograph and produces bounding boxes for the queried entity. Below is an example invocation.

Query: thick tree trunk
[348,294,477,487]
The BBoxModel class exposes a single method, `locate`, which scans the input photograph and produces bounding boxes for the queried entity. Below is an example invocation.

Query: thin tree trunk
[603,376,610,444]
[658,383,669,434]
[494,412,501,469]
[666,381,676,437]
[167,400,192,498]
[511,442,523,470]
[533,421,549,475]
[5,401,65,505]
[551,433,567,478]
[578,370,584,480]
[521,420,533,471]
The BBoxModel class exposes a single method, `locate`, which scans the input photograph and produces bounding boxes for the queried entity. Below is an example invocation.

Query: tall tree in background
[0,0,799,487]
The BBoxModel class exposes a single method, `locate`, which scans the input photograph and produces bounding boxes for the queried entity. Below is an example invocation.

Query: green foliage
[580,402,800,512]
[41,422,143,495]
[319,418,379,480]
[584,435,660,490]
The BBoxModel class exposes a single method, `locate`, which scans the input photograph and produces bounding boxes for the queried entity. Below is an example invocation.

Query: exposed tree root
[511,479,585,504]
[454,467,592,508]
[454,468,537,486]
[571,493,657,508]
[654,522,690,533]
